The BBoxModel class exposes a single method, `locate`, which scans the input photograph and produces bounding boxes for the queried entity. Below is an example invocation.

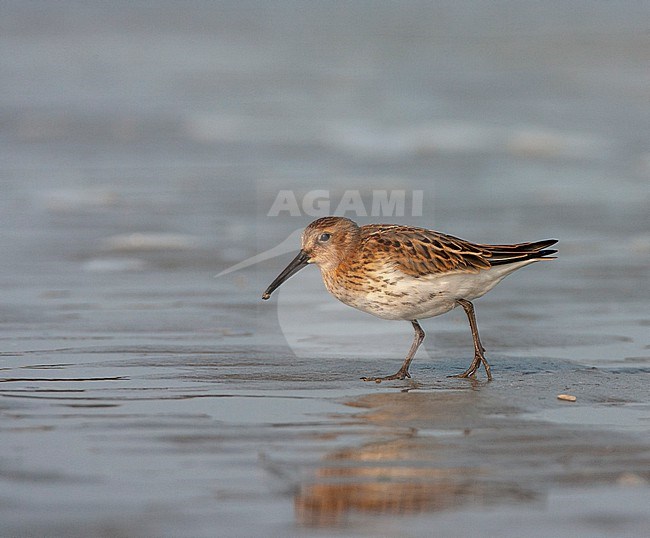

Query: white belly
[328,260,539,321]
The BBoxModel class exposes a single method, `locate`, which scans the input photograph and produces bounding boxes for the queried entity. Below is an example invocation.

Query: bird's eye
[318,233,331,242]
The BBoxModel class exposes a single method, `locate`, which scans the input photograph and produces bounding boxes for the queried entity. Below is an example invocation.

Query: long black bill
[262,250,310,300]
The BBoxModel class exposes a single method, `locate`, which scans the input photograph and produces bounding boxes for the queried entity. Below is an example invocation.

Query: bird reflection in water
[294,393,537,526]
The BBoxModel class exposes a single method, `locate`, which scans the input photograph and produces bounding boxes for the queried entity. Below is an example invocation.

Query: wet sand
[2,347,649,537]
[1,2,649,537]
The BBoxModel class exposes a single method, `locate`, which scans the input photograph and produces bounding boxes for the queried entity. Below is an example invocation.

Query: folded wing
[360,225,557,277]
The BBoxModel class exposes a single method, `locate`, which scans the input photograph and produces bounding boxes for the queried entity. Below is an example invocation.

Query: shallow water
[1,2,649,537]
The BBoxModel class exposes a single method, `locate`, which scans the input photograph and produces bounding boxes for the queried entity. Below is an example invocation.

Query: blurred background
[2,0,648,352]
[1,1,649,536]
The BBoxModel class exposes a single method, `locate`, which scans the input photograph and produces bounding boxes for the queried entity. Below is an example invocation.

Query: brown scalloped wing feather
[359,225,558,276]
[359,225,492,276]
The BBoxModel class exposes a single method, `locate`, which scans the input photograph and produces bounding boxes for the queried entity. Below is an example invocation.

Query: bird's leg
[362,320,425,382]
[450,299,492,381]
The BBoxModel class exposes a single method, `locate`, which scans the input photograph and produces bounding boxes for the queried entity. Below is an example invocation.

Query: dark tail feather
[487,239,558,266]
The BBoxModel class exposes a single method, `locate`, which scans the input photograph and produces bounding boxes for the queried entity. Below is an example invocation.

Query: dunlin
[262,217,557,381]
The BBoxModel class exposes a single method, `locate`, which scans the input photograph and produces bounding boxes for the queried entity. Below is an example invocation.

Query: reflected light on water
[294,392,537,526]
[295,444,535,526]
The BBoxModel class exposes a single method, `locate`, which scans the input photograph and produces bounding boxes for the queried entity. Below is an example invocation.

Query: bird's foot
[449,353,492,381]
[361,370,411,383]
[449,369,478,380]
